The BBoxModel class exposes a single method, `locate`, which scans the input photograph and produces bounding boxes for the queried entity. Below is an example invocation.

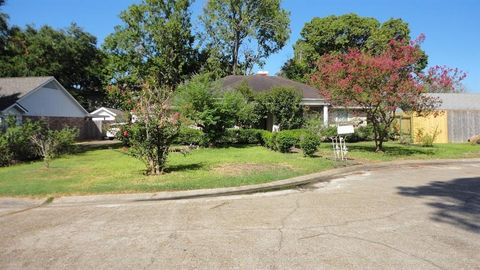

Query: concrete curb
[43,158,480,206]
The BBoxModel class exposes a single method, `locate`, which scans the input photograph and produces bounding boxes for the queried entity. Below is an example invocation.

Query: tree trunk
[232,31,240,75]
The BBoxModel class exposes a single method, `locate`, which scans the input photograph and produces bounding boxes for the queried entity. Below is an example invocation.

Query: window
[335,110,348,123]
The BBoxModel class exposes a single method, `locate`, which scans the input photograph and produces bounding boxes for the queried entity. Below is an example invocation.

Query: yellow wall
[410,111,449,143]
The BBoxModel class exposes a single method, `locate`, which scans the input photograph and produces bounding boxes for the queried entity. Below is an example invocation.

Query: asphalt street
[1,162,479,269]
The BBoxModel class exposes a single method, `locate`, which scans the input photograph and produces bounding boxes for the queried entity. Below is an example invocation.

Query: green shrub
[300,133,321,157]
[218,128,265,145]
[0,135,12,166]
[4,119,40,161]
[238,129,264,144]
[416,127,440,147]
[256,87,304,129]
[346,125,374,142]
[116,124,131,146]
[0,118,41,166]
[304,112,324,136]
[319,126,337,142]
[275,130,301,153]
[259,130,275,149]
[399,135,412,145]
[175,127,205,146]
[30,127,79,168]
[51,128,78,155]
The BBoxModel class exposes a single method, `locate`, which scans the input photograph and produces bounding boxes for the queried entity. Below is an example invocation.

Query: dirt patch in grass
[213,163,291,176]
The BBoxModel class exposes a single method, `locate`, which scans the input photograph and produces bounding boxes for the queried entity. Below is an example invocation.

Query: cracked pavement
[1,163,480,269]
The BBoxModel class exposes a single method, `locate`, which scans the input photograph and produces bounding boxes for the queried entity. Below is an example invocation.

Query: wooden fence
[447,110,480,142]
[397,110,480,143]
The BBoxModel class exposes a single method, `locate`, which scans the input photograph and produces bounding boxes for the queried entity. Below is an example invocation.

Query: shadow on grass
[398,177,480,233]
[164,162,206,173]
[210,144,258,149]
[74,141,124,155]
[348,144,435,156]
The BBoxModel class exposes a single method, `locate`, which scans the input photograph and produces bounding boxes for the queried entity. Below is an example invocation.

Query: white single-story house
[0,76,99,139]
[221,72,366,130]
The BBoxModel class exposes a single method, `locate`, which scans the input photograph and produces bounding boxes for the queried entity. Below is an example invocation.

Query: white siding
[18,84,87,117]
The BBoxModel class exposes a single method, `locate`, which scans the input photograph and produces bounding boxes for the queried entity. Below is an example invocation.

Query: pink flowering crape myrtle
[311,35,466,151]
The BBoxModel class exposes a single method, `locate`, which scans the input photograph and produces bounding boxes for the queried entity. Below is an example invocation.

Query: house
[0,76,99,139]
[221,72,366,130]
[399,93,480,143]
[90,107,128,139]
[91,107,127,122]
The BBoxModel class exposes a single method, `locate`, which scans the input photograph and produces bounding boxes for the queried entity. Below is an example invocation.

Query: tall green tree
[175,74,253,145]
[200,0,290,75]
[281,14,423,82]
[0,0,7,48]
[0,23,106,111]
[103,0,199,95]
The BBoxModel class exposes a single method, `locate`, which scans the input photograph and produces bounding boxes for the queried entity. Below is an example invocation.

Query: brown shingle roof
[220,75,325,100]
[0,77,54,110]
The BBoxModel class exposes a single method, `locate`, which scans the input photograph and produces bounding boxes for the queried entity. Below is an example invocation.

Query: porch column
[323,105,329,127]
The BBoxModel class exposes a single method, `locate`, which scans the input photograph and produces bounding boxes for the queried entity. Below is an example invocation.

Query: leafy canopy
[310,37,465,151]
[0,23,105,111]
[103,0,199,91]
[256,87,304,130]
[201,0,290,75]
[281,14,424,82]
[175,74,254,145]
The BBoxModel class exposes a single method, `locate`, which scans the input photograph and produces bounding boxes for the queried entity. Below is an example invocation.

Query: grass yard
[0,142,478,197]
[0,146,335,197]
[318,142,480,162]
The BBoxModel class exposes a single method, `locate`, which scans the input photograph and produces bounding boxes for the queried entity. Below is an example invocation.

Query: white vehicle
[105,123,125,140]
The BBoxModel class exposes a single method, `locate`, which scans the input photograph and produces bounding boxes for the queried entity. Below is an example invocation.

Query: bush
[346,125,374,142]
[260,130,275,149]
[237,129,264,144]
[30,127,79,168]
[0,118,41,166]
[319,126,337,142]
[175,127,205,146]
[256,87,304,129]
[275,130,301,153]
[217,128,266,145]
[116,124,131,146]
[51,128,78,155]
[0,135,12,166]
[4,119,40,161]
[175,74,253,146]
[399,134,412,145]
[416,127,440,147]
[300,133,320,157]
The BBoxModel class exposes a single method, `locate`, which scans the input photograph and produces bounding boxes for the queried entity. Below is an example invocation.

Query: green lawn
[0,142,478,197]
[0,146,335,197]
[318,142,480,162]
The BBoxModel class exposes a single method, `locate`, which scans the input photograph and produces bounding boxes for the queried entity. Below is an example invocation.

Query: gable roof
[426,93,480,110]
[0,77,54,110]
[91,107,127,122]
[0,76,89,116]
[221,75,325,100]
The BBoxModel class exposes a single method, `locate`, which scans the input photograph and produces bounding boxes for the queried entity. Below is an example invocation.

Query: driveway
[1,162,479,269]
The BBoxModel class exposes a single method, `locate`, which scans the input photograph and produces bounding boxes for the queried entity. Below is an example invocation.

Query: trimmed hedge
[275,131,300,153]
[261,129,321,155]
[171,128,321,157]
[300,133,321,157]
[175,127,205,146]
